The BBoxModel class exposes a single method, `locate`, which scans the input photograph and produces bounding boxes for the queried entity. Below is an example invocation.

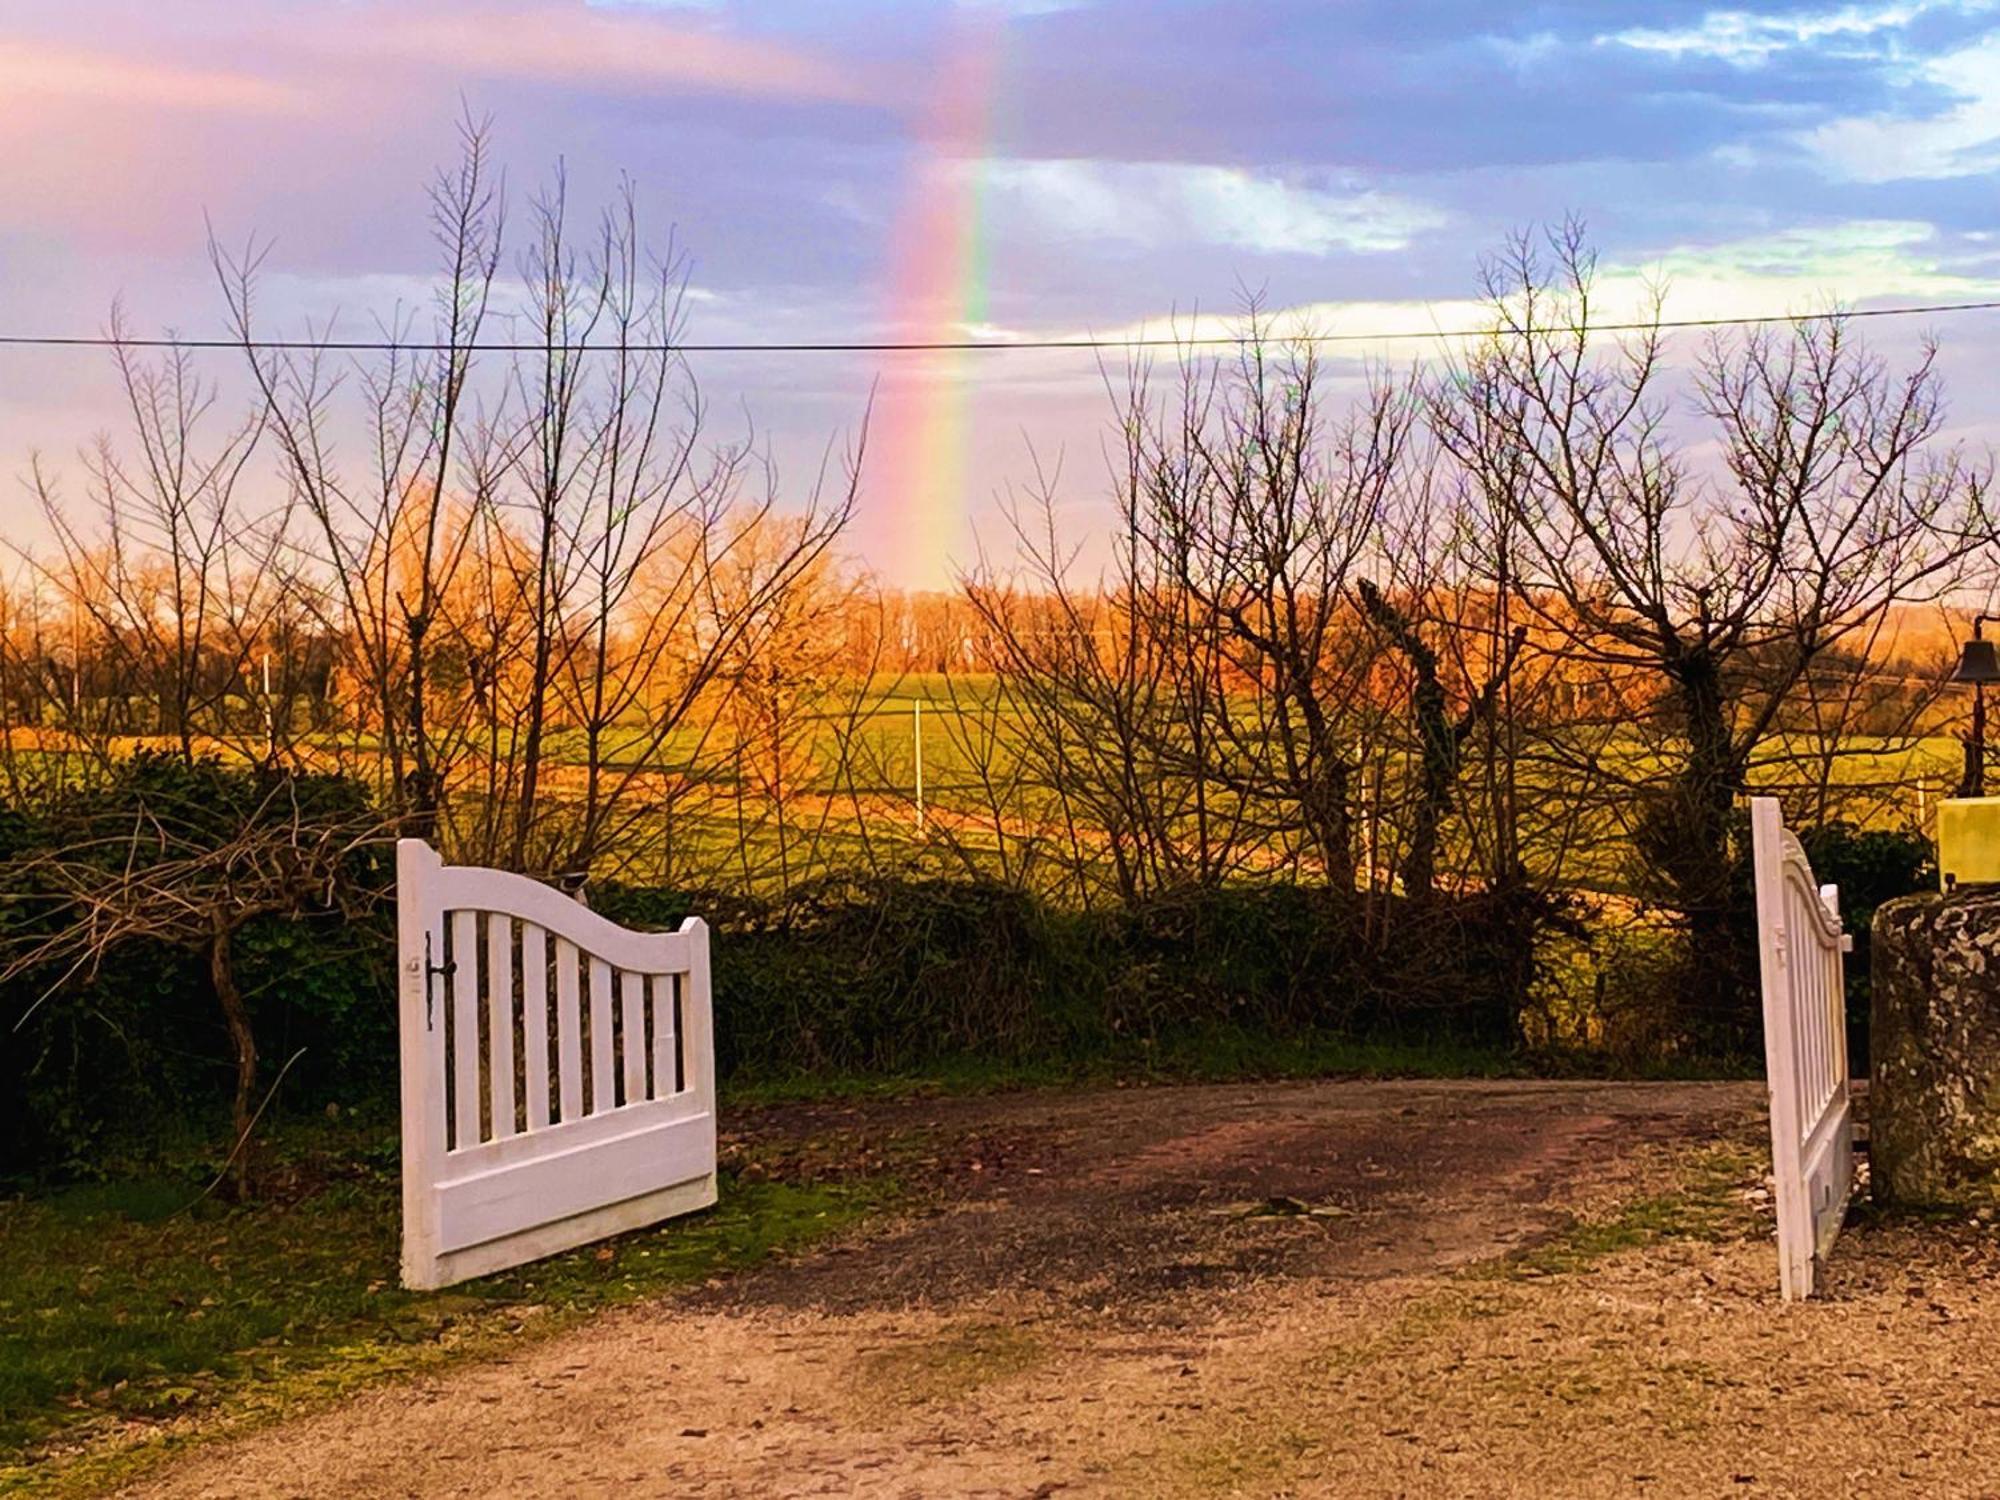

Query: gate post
[682,915,718,1195]
[397,838,447,1290]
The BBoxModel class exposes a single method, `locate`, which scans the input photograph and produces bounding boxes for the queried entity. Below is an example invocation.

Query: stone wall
[1871,889,2000,1207]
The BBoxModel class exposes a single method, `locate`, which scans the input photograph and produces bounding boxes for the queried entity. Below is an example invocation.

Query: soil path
[125,1078,2000,1498]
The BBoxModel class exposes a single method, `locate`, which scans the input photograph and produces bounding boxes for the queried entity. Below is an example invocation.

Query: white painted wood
[522,924,550,1131]
[555,937,583,1124]
[397,843,719,1290]
[436,1109,714,1254]
[420,1173,718,1289]
[682,915,717,1183]
[621,969,648,1106]
[588,957,615,1115]
[650,973,676,1100]
[450,908,481,1149]
[1751,797,1854,1302]
[444,1088,710,1174]
[418,864,689,972]
[487,912,517,1139]
[396,840,447,1291]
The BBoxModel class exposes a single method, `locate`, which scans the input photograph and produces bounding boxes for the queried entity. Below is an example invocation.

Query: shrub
[605,874,1561,1083]
[0,757,391,1183]
[4,763,1570,1179]
[1795,821,1933,1073]
[599,875,1081,1077]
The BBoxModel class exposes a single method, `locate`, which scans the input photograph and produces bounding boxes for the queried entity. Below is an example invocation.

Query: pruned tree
[1354,572,1525,902]
[1432,222,1991,1038]
[211,121,855,883]
[213,110,505,839]
[1137,331,1408,893]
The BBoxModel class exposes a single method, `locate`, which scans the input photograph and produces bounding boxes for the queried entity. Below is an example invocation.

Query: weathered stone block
[1871,889,2000,1207]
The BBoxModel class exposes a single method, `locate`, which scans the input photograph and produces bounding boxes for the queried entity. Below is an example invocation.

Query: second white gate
[397,839,717,1290]
[1750,796,1854,1301]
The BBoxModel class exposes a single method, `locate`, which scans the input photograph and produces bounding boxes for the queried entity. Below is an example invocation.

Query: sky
[2,0,1999,586]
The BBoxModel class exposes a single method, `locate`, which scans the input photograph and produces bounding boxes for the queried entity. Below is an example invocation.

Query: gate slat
[487,914,517,1138]
[621,971,648,1106]
[588,958,615,1114]
[451,909,481,1150]
[1802,904,1821,1108]
[555,937,584,1123]
[522,925,550,1130]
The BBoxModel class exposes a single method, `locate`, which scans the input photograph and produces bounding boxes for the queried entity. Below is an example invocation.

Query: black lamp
[1952,615,2000,796]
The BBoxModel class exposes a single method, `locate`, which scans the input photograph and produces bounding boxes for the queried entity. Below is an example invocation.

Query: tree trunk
[510,526,559,871]
[402,609,441,843]
[1308,755,1356,896]
[208,923,258,1200]
[1650,651,1750,1044]
[1355,581,1524,904]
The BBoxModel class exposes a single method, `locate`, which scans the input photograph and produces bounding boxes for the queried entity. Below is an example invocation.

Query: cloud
[1597,1,1993,66]
[1065,220,2000,354]
[1639,217,2000,306]
[0,39,303,113]
[1802,31,2000,177]
[977,159,1446,257]
[353,6,873,104]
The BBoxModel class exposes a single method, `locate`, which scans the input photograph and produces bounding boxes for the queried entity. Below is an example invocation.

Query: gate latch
[421,932,456,1030]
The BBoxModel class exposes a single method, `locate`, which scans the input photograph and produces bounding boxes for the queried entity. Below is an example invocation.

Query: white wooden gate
[397,840,717,1290]
[1749,797,1854,1301]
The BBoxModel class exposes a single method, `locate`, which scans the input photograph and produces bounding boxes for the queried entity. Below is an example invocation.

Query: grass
[0,1125,896,1494]
[1472,1137,1769,1282]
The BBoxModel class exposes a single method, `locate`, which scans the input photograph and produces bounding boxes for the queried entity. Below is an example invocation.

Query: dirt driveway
[126,1078,2000,1498]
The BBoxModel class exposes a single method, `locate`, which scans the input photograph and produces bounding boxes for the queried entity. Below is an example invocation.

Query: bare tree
[1433,222,1991,1035]
[210,122,854,883]
[1139,333,1408,893]
[214,111,504,837]
[966,432,1242,907]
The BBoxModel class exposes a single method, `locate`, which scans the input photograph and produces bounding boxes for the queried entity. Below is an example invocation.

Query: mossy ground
[1472,1137,1771,1280]
[0,1120,893,1494]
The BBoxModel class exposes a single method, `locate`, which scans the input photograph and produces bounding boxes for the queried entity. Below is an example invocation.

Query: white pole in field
[262,651,274,751]
[914,698,926,836]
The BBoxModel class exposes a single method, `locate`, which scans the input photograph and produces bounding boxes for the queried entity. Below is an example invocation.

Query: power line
[0,296,1996,355]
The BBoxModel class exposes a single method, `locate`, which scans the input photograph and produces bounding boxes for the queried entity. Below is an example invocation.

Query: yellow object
[1937,796,2000,890]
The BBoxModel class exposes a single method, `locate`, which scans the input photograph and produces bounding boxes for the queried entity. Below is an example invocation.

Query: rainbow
[873,11,1004,591]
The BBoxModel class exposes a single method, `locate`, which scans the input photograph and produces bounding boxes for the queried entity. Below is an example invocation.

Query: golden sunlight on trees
[0,189,1989,1061]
